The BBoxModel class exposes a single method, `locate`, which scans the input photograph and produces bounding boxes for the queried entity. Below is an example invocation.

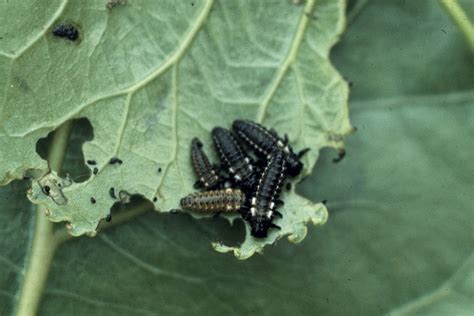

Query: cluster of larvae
[180,120,309,238]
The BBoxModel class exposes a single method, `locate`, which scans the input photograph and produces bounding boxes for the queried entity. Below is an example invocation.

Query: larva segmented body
[52,24,79,41]
[191,137,221,189]
[180,188,245,213]
[242,150,288,238]
[232,120,309,177]
[212,127,258,191]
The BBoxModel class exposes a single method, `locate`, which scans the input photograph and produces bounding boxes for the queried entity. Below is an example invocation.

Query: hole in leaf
[97,194,154,230]
[36,118,94,183]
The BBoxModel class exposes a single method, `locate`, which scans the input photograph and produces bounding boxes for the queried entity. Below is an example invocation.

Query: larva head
[180,195,193,210]
[212,127,237,157]
[211,127,231,142]
[249,216,280,238]
[191,137,203,149]
[232,119,251,134]
[286,153,304,177]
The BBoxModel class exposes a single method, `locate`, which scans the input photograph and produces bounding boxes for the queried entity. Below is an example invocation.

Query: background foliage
[1,0,473,315]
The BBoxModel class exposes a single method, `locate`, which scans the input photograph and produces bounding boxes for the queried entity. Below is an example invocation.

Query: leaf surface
[1,0,350,257]
[1,0,473,315]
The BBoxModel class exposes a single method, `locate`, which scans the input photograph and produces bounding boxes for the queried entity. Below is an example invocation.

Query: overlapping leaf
[0,0,350,257]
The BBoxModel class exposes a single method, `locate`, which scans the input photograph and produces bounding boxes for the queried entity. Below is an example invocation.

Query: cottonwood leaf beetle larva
[52,24,79,41]
[190,137,222,190]
[212,127,258,191]
[180,188,245,213]
[232,120,309,177]
[241,150,288,238]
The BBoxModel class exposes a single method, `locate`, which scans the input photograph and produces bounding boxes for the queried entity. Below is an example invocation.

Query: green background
[1,0,473,315]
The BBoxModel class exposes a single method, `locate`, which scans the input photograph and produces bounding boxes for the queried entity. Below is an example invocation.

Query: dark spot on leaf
[87,160,96,165]
[14,76,30,93]
[158,167,162,173]
[109,187,117,199]
[52,24,79,41]
[109,157,123,164]
[42,185,51,195]
[153,197,157,202]
[93,167,98,175]
[332,149,346,163]
[90,197,96,204]
[106,0,127,9]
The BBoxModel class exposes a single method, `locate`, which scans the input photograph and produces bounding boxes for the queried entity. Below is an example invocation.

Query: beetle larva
[232,119,309,177]
[180,188,245,213]
[190,137,221,189]
[52,24,79,41]
[212,127,258,191]
[241,150,287,238]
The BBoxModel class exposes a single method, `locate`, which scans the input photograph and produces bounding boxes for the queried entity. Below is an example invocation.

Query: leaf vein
[99,234,202,283]
[256,0,317,122]
[13,0,70,59]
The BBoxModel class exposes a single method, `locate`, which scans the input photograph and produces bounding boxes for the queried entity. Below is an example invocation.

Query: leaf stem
[15,121,72,316]
[15,207,60,316]
[439,0,474,53]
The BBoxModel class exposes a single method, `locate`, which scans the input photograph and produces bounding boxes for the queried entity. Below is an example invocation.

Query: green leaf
[0,181,34,314]
[390,253,474,315]
[3,87,473,313]
[299,90,474,315]
[1,0,350,257]
[2,0,473,315]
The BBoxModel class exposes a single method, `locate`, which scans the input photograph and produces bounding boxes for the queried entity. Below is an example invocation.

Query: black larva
[52,24,79,41]
[212,127,258,191]
[90,197,96,204]
[87,160,97,165]
[232,120,309,177]
[241,150,288,238]
[180,188,244,213]
[109,157,122,164]
[191,137,221,190]
[109,187,116,199]
[332,149,346,163]
[93,167,98,175]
